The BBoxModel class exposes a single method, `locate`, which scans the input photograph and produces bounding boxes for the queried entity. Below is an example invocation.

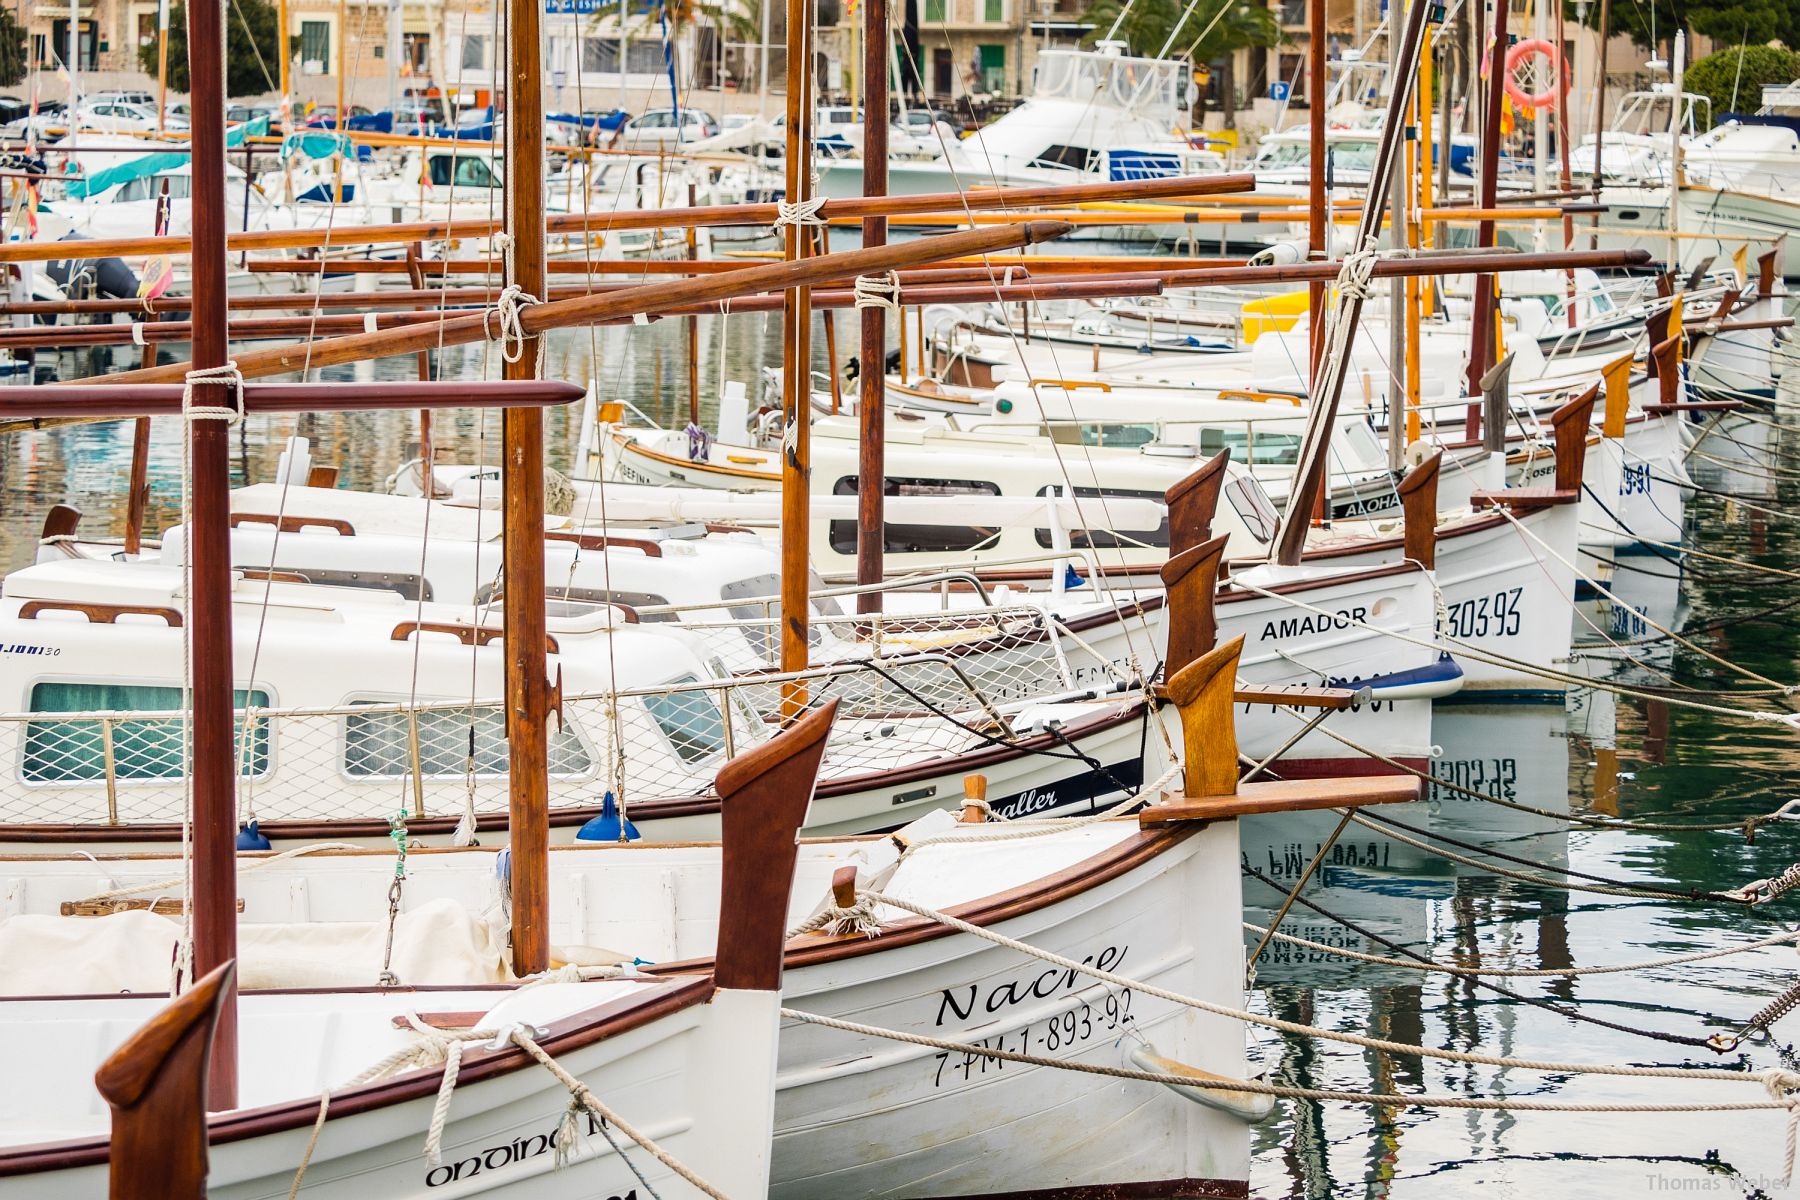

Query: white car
[621,108,720,149]
[72,98,186,134]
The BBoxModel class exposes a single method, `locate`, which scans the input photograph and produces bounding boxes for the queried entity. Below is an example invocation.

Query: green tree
[1684,44,1800,123]
[139,0,285,98]
[1565,0,1799,54]
[0,7,25,87]
[1083,0,1279,61]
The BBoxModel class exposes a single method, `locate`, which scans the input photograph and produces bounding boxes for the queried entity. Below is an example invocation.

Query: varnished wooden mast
[503,0,552,978]
[184,0,238,1110]
[855,0,890,612]
[1465,0,1511,415]
[1273,0,1433,566]
[1306,0,1327,387]
[98,962,235,1200]
[779,0,818,689]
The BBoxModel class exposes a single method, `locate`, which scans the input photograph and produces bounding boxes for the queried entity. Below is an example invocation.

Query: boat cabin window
[1033,485,1169,550]
[1199,425,1303,467]
[428,155,500,188]
[829,476,1002,555]
[1048,422,1158,449]
[1224,476,1280,542]
[1028,144,1099,172]
[642,679,728,765]
[115,174,192,203]
[24,682,271,782]
[342,701,591,778]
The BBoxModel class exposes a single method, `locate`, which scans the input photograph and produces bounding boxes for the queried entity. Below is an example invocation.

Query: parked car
[89,90,158,109]
[71,98,186,134]
[393,97,446,137]
[225,103,278,125]
[620,107,720,149]
[897,107,960,143]
[301,104,372,130]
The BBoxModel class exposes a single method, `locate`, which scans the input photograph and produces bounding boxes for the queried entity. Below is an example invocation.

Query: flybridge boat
[813,44,1222,224]
[0,704,833,1200]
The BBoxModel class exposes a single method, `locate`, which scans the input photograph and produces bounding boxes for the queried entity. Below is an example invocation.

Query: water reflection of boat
[1244,704,1575,986]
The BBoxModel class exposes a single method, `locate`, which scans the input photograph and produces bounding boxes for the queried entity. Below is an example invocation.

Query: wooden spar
[80,222,1076,388]
[184,0,238,1111]
[1272,0,1432,568]
[780,0,817,693]
[1465,0,1511,413]
[1307,0,1327,389]
[856,0,889,613]
[97,961,234,1200]
[0,174,1253,265]
[0,280,1168,350]
[0,381,583,424]
[687,183,701,427]
[503,0,552,980]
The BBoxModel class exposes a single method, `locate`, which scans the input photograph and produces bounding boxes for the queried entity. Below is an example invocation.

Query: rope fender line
[776,1006,1800,1186]
[809,888,1795,1087]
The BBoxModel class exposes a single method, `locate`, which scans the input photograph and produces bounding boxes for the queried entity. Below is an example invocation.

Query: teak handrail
[391,621,563,654]
[228,513,355,536]
[19,600,184,626]
[545,530,663,557]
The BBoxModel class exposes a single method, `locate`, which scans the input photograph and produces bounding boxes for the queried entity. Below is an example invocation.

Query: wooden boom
[74,220,1077,388]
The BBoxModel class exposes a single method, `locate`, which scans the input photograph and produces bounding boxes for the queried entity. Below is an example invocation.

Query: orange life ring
[1504,38,1568,110]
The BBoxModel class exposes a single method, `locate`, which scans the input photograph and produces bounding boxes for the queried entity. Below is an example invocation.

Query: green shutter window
[978,44,1005,91]
[343,702,592,778]
[25,683,272,782]
[983,0,1003,21]
[923,0,945,21]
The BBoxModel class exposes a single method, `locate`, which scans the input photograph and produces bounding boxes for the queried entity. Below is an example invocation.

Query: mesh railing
[0,645,1147,829]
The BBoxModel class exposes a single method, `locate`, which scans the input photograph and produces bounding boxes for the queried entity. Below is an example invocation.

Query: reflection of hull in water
[1431,703,1574,856]
[1573,541,1684,675]
[1683,407,1778,502]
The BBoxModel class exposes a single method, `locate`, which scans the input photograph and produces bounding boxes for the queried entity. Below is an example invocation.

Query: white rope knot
[487,283,540,365]
[1334,243,1382,303]
[853,270,901,311]
[774,194,827,230]
[182,362,245,426]
[1764,1070,1800,1184]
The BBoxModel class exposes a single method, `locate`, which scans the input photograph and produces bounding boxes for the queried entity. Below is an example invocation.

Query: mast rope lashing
[853,270,901,311]
[773,194,827,230]
[486,283,541,366]
[182,361,245,425]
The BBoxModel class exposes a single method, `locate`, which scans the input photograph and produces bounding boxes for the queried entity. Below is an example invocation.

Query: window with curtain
[24,683,272,782]
[342,702,592,778]
[300,21,331,72]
